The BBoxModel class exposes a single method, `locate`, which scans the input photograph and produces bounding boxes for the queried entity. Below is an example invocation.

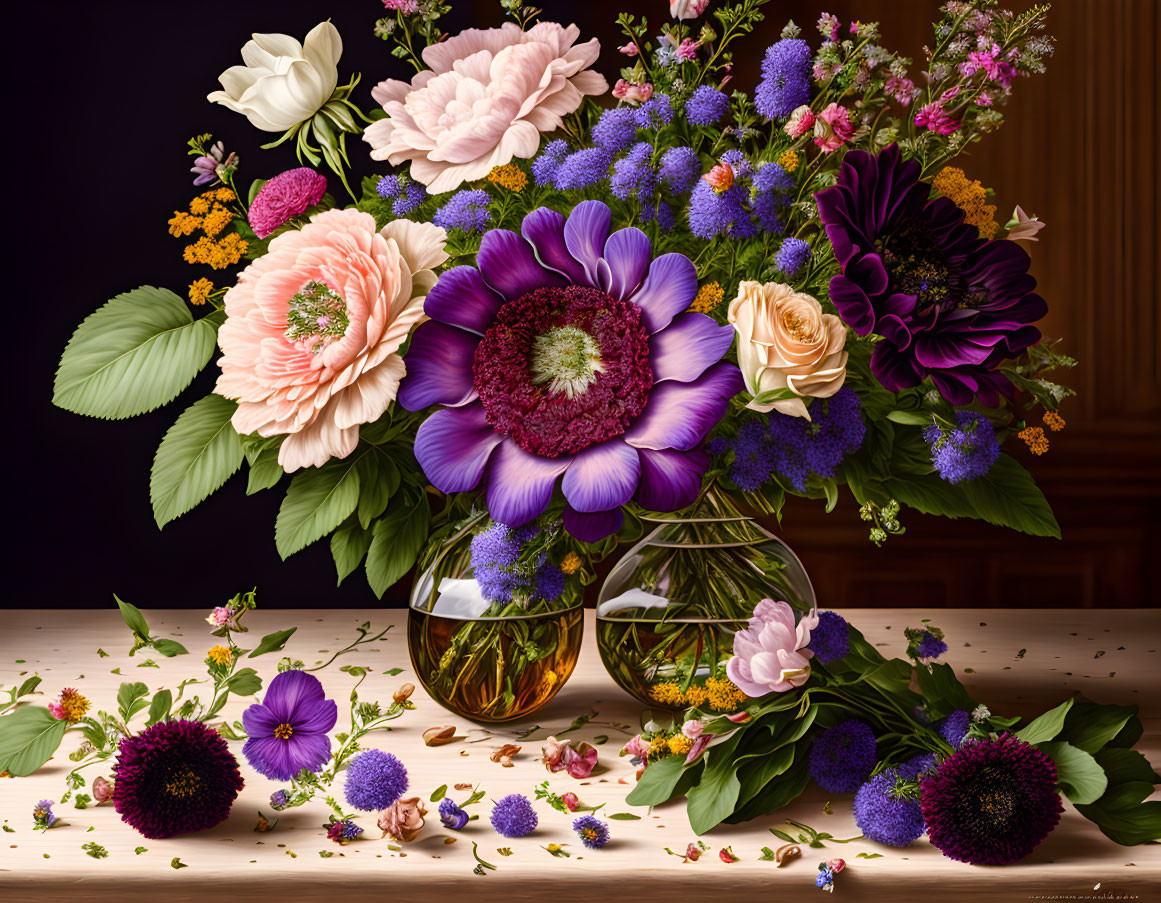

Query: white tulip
[207,22,342,133]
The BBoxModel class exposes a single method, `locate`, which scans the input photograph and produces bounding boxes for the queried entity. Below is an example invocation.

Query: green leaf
[243,436,284,495]
[117,682,150,722]
[1037,741,1108,805]
[331,518,372,585]
[625,753,688,807]
[430,784,447,803]
[223,667,262,696]
[248,628,298,658]
[885,473,979,521]
[16,676,42,698]
[275,456,363,559]
[1074,747,1161,845]
[1058,703,1136,755]
[915,662,977,721]
[146,690,172,727]
[247,179,268,204]
[686,732,745,834]
[1016,698,1074,745]
[365,492,430,598]
[886,411,933,426]
[0,707,68,776]
[113,594,151,639]
[150,638,189,658]
[959,455,1061,538]
[606,812,642,820]
[356,452,400,529]
[54,287,222,419]
[150,394,244,527]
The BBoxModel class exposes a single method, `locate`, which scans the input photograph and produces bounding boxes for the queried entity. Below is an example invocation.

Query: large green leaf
[331,518,372,585]
[150,394,244,527]
[0,707,67,776]
[1058,703,1137,756]
[624,752,688,807]
[1016,698,1073,745]
[1038,741,1108,804]
[725,753,811,824]
[274,454,363,558]
[686,730,746,834]
[1074,747,1161,845]
[365,491,430,598]
[356,452,400,529]
[959,454,1061,538]
[54,287,222,419]
[242,435,284,495]
[885,473,978,521]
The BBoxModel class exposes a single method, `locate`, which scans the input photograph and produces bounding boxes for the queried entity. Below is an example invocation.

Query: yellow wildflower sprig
[169,187,249,271]
[932,167,999,239]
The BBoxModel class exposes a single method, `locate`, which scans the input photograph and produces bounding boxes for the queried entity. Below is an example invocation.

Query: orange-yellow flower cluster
[689,281,724,314]
[183,233,248,270]
[560,552,582,575]
[1019,426,1050,455]
[188,278,214,306]
[932,167,999,239]
[55,688,90,724]
[649,675,747,712]
[487,162,529,192]
[206,645,233,667]
[1043,411,1066,432]
[778,150,800,172]
[170,188,246,271]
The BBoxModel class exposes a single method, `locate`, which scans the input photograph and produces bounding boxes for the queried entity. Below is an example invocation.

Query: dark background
[11,1,1158,610]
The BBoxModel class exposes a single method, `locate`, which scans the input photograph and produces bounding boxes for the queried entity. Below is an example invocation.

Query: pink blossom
[215,211,448,471]
[685,733,714,764]
[378,797,426,842]
[784,104,816,138]
[818,13,840,42]
[1006,205,1046,242]
[248,167,328,240]
[621,735,652,760]
[92,776,114,803]
[976,91,994,107]
[680,719,705,740]
[885,76,917,105]
[561,792,580,812]
[726,711,752,723]
[685,842,703,861]
[618,42,639,56]
[719,847,739,863]
[541,735,598,779]
[48,702,65,720]
[670,0,710,20]
[703,163,735,192]
[675,38,700,62]
[914,102,961,135]
[364,22,607,193]
[812,102,855,152]
[828,858,846,873]
[726,599,820,696]
[205,606,234,628]
[382,0,419,13]
[613,79,654,104]
[941,84,961,101]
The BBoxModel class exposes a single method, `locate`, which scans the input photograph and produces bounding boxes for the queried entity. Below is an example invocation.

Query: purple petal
[635,446,709,511]
[485,439,572,526]
[870,341,923,392]
[397,321,480,410]
[875,313,912,351]
[600,227,652,301]
[564,200,612,287]
[563,506,624,542]
[627,252,698,334]
[422,265,505,335]
[625,363,743,452]
[650,313,735,383]
[243,736,298,780]
[847,252,889,296]
[561,440,640,512]
[285,732,332,775]
[414,403,504,493]
[292,697,339,735]
[521,208,587,284]
[241,703,278,739]
[263,669,327,724]
[477,228,567,300]
[828,275,876,336]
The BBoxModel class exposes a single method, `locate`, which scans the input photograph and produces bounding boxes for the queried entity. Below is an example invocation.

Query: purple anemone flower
[399,200,743,541]
[242,670,338,781]
[815,144,1047,406]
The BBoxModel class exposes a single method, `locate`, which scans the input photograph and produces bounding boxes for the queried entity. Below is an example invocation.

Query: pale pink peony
[612,79,653,103]
[681,719,705,740]
[727,599,820,697]
[363,22,607,194]
[813,103,856,152]
[671,0,710,19]
[215,209,448,471]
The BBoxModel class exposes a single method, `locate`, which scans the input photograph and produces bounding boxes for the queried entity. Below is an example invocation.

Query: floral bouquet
[55,0,1073,719]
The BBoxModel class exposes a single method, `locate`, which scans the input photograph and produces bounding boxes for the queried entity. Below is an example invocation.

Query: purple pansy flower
[242,670,338,781]
[815,144,1046,406]
[399,200,742,541]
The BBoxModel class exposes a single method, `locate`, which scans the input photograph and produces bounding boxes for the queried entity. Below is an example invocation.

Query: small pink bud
[685,842,702,861]
[92,776,114,803]
[618,42,639,56]
[827,857,846,873]
[48,702,65,721]
[562,792,580,811]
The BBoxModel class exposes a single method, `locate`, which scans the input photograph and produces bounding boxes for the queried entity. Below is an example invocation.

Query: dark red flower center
[473,285,653,458]
[164,764,202,799]
[876,220,969,314]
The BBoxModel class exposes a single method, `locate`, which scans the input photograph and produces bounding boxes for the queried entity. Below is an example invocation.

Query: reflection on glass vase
[408,514,584,724]
[596,514,816,713]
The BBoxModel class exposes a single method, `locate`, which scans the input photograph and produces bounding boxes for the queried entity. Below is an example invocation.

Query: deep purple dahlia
[920,734,1063,865]
[399,200,742,541]
[815,144,1046,406]
[112,719,244,839]
[242,670,338,781]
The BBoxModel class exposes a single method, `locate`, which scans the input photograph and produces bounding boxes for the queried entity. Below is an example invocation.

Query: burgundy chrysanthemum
[112,719,244,839]
[248,167,328,239]
[920,733,1063,865]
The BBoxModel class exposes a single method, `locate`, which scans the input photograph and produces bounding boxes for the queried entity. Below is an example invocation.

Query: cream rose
[727,281,848,420]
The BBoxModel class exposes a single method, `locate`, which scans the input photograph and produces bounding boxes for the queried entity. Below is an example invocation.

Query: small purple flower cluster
[376,174,427,217]
[808,719,877,792]
[923,412,1000,483]
[610,142,657,202]
[755,38,812,118]
[684,86,730,126]
[532,139,570,186]
[432,189,492,232]
[343,749,409,811]
[939,710,972,748]
[807,610,850,664]
[469,522,565,605]
[573,814,611,849]
[490,793,538,838]
[774,237,813,276]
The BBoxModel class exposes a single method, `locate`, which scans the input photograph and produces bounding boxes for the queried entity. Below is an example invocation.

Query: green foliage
[0,707,67,776]
[242,436,284,495]
[248,628,298,658]
[1037,741,1108,805]
[365,490,430,598]
[117,682,150,722]
[1016,698,1073,744]
[275,454,364,558]
[54,287,222,420]
[150,394,244,527]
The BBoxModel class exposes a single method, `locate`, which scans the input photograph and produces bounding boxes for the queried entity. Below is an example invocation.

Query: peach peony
[215,209,448,471]
[728,281,848,420]
[727,599,819,697]
[363,22,607,194]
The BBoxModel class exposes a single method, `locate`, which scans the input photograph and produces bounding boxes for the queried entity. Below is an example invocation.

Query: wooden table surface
[1,608,1158,902]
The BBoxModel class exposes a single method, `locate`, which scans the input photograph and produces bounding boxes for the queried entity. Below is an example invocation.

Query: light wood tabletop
[1,608,1158,902]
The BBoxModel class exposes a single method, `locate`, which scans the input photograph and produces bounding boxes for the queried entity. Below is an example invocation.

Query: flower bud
[393,683,416,704]
[92,776,114,803]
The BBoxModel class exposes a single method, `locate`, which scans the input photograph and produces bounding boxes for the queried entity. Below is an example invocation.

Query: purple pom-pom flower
[490,793,538,838]
[853,767,926,847]
[807,610,850,664]
[343,749,409,811]
[248,167,327,239]
[242,670,338,781]
[112,719,244,839]
[808,719,877,792]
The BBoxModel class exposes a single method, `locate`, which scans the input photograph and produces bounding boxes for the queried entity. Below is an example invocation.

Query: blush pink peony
[727,599,820,697]
[363,22,607,194]
[215,209,448,471]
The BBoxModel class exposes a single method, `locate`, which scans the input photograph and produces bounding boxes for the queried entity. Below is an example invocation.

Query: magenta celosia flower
[247,167,328,239]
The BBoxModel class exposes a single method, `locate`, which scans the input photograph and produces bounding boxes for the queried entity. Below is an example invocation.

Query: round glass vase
[408,517,584,724]
[595,515,816,713]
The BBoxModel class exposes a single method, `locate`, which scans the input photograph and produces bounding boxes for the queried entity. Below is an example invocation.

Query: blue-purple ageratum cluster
[808,718,877,793]
[939,710,972,748]
[774,237,813,276]
[469,523,565,605]
[610,142,657,202]
[853,759,929,847]
[342,749,409,811]
[712,387,866,492]
[490,793,538,838]
[375,174,427,217]
[660,147,701,193]
[591,107,639,153]
[684,86,730,126]
[532,139,570,186]
[755,38,813,119]
[432,189,492,233]
[923,411,1000,483]
[808,610,850,664]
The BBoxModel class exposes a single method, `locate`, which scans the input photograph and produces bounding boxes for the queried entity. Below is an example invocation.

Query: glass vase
[408,515,584,724]
[595,513,815,712]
